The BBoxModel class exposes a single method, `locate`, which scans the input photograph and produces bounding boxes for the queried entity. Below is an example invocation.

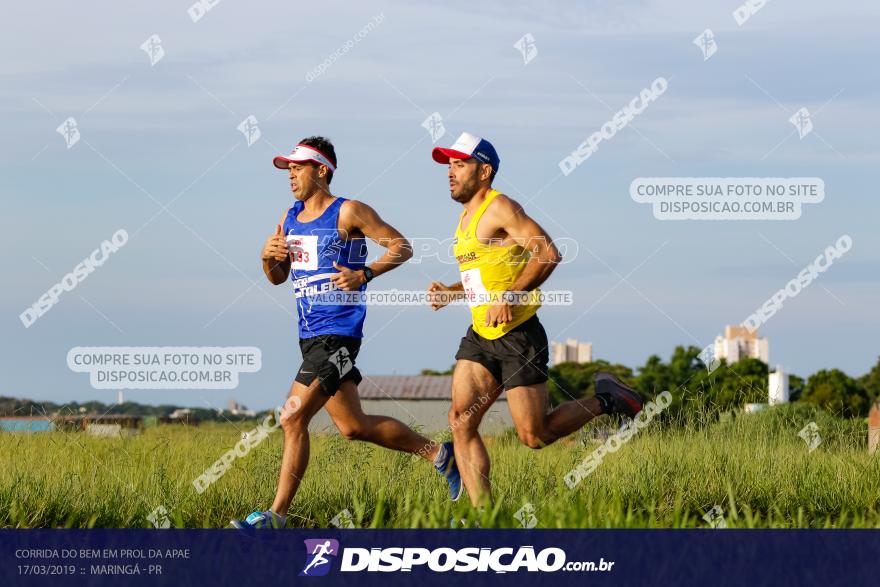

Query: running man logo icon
[328,347,352,377]
[514,502,538,528]
[798,421,821,452]
[300,539,340,576]
[237,115,261,146]
[513,33,538,65]
[421,112,446,143]
[140,34,165,66]
[698,344,721,373]
[693,29,717,61]
[789,107,813,139]
[703,505,727,529]
[56,117,80,149]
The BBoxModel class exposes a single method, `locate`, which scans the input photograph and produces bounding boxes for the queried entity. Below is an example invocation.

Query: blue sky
[2,1,878,410]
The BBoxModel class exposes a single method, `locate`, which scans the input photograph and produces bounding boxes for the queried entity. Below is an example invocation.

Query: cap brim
[431,148,473,164]
[273,156,293,170]
[274,155,324,170]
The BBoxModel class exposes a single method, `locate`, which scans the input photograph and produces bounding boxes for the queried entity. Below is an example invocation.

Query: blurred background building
[714,325,769,364]
[551,339,592,366]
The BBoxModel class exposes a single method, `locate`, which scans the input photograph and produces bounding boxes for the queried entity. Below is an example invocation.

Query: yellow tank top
[453,190,540,340]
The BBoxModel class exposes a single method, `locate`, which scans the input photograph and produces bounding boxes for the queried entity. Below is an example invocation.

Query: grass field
[2,404,878,528]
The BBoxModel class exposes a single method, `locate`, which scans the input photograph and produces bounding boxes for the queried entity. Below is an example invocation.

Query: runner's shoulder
[485,192,525,219]
[338,198,379,226]
[278,206,294,229]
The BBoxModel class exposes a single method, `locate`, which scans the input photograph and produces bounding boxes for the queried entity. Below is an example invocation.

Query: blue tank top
[282,197,368,339]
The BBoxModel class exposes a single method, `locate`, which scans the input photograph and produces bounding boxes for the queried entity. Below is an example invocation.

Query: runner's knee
[449,405,480,434]
[337,421,365,441]
[280,405,309,433]
[517,428,545,449]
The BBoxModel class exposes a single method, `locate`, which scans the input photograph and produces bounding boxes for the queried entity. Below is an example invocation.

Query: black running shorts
[295,335,363,396]
[454,315,549,390]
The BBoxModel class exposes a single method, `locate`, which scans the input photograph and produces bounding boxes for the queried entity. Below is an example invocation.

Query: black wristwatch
[362,267,375,283]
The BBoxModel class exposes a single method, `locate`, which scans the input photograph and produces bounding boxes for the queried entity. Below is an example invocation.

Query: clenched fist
[330,261,367,291]
[262,224,288,263]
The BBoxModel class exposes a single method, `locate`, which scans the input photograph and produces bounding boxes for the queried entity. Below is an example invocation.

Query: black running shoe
[594,372,644,418]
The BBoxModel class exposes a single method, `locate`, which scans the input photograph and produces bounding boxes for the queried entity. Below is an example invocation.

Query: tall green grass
[1,404,878,528]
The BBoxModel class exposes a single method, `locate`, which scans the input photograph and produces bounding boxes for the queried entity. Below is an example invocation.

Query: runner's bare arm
[331,200,413,290]
[262,212,291,285]
[490,195,561,293]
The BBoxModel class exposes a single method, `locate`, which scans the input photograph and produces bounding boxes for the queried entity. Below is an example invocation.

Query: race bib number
[461,267,489,307]
[286,235,318,271]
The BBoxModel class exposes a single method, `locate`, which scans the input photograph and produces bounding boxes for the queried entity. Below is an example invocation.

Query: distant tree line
[6,351,879,421]
[548,347,880,419]
[422,349,880,419]
[0,397,262,422]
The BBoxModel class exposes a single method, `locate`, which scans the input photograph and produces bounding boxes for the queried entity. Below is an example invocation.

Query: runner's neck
[461,186,492,213]
[300,191,336,216]
[459,186,495,232]
[458,186,494,231]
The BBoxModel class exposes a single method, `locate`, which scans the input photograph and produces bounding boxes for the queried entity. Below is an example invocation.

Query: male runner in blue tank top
[232,136,461,529]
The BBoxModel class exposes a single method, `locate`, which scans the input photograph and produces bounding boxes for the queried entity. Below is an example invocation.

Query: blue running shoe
[230,510,286,529]
[434,442,463,501]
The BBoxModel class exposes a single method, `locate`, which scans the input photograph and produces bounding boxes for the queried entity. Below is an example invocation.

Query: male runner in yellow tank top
[427,132,645,506]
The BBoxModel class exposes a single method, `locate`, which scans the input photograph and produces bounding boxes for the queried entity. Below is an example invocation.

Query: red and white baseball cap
[431,132,500,172]
[273,144,337,172]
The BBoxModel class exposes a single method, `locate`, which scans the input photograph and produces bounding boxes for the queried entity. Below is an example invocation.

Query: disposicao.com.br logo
[302,541,614,575]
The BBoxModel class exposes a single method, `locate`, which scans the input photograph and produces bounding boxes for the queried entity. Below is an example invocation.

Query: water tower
[768,365,789,405]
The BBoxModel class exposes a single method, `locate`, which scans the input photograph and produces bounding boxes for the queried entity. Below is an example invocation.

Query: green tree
[635,346,709,417]
[635,354,670,397]
[788,374,805,402]
[708,358,768,411]
[858,356,880,402]
[547,360,634,406]
[420,365,455,376]
[668,345,705,390]
[802,369,869,417]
